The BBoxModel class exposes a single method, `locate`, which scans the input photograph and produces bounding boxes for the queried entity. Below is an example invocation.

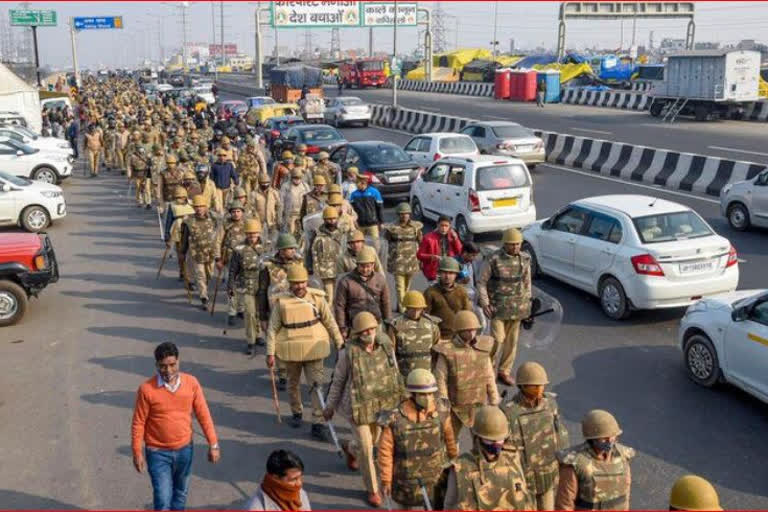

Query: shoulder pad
[556,447,579,465]
[474,335,495,353]
[615,443,636,460]
[422,313,442,324]
[411,220,424,230]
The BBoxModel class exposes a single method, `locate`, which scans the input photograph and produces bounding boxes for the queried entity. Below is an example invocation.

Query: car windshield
[276,119,302,130]
[491,125,534,138]
[633,211,714,243]
[340,98,363,105]
[0,170,29,186]
[439,136,477,154]
[4,138,35,153]
[194,85,212,93]
[360,61,384,71]
[13,126,38,139]
[475,164,529,190]
[360,145,411,165]
[301,128,343,143]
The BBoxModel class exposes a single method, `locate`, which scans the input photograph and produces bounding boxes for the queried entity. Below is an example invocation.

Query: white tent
[0,62,42,133]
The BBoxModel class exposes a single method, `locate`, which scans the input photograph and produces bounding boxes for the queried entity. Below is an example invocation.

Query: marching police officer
[424,257,473,340]
[309,206,345,304]
[228,219,266,355]
[217,200,247,324]
[385,290,441,378]
[334,246,391,339]
[382,202,423,313]
[180,195,219,308]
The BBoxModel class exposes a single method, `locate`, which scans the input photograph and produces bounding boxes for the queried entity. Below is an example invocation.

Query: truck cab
[340,58,388,89]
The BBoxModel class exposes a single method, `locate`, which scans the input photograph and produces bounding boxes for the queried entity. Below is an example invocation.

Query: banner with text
[362,2,417,26]
[271,1,361,28]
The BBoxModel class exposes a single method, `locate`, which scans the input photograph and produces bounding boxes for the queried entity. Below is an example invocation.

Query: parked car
[246,96,276,108]
[460,121,545,168]
[0,232,59,326]
[0,111,28,129]
[263,115,306,148]
[324,96,371,127]
[678,289,768,402]
[522,195,739,320]
[168,73,185,87]
[273,125,347,161]
[0,125,73,157]
[0,171,66,232]
[330,141,421,200]
[192,85,215,104]
[0,137,72,183]
[410,155,535,240]
[720,167,768,231]
[216,100,248,121]
[404,132,479,166]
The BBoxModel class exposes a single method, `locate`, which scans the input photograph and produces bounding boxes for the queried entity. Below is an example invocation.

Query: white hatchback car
[0,171,66,231]
[403,132,479,166]
[522,195,739,319]
[410,155,536,240]
[0,137,72,184]
[720,167,768,231]
[678,289,768,402]
[0,125,73,157]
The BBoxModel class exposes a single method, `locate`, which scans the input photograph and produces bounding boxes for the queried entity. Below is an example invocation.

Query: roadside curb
[369,104,767,197]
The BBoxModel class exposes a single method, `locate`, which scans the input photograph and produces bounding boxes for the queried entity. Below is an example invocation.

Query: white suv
[522,195,739,320]
[0,137,72,184]
[409,155,536,240]
[0,171,66,231]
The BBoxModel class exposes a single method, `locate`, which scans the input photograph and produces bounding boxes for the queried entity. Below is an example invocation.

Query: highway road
[221,74,768,164]
[2,105,768,509]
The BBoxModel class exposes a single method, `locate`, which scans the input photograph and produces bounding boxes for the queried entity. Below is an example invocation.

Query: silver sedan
[324,96,371,127]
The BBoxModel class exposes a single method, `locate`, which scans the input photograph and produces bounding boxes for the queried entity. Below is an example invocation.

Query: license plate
[493,198,518,208]
[515,145,533,152]
[679,260,714,275]
[387,175,410,183]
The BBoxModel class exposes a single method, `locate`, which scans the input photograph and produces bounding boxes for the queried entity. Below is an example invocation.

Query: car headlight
[41,191,62,198]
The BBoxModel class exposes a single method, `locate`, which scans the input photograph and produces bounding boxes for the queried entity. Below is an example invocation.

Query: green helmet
[276,233,298,250]
[581,409,622,439]
[516,362,549,386]
[228,199,245,212]
[471,406,509,442]
[406,369,438,394]
[438,257,460,273]
[178,149,189,162]
[233,186,247,198]
[396,202,412,214]
[669,475,722,511]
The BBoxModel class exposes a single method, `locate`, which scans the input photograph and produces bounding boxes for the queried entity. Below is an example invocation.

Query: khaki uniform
[385,312,441,378]
[198,178,221,212]
[236,150,264,195]
[309,225,345,303]
[432,336,499,438]
[228,241,266,347]
[149,153,166,205]
[383,221,423,312]
[117,129,130,171]
[169,203,195,279]
[128,152,152,206]
[220,219,247,317]
[503,392,570,510]
[104,128,119,169]
[476,250,532,374]
[252,186,281,238]
[280,181,311,239]
[266,289,343,422]
[84,131,103,176]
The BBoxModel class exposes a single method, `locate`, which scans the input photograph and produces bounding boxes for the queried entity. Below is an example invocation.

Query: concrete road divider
[369,104,767,197]
[392,79,494,97]
[561,88,652,110]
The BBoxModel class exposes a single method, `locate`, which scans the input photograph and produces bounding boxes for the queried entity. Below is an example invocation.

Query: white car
[410,155,536,240]
[0,125,73,157]
[720,167,768,231]
[193,85,215,104]
[0,137,72,184]
[0,171,66,231]
[522,195,739,319]
[679,289,768,402]
[324,96,371,127]
[156,83,174,93]
[403,132,479,166]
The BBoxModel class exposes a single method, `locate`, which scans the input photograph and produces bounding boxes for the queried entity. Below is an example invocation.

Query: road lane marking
[708,146,768,158]
[571,127,613,135]
[485,115,510,120]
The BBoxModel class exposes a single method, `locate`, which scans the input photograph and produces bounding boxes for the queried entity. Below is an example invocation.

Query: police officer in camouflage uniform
[502,362,569,510]
[327,192,357,237]
[149,143,166,207]
[385,290,441,378]
[104,118,119,170]
[312,151,335,185]
[217,200,247,326]
[432,310,499,439]
[157,154,184,214]
[383,203,423,313]
[310,206,345,304]
[165,187,195,281]
[441,405,535,511]
[378,369,458,509]
[230,186,257,221]
[180,195,219,309]
[555,410,635,511]
[299,174,327,220]
[476,227,532,386]
[129,146,153,209]
[228,219,266,355]
[236,138,266,195]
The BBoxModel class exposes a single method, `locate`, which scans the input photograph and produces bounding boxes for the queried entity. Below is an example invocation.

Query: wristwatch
[210,443,220,450]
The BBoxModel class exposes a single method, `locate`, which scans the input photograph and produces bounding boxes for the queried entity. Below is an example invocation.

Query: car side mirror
[731,307,749,322]
[541,219,552,230]
[16,150,23,157]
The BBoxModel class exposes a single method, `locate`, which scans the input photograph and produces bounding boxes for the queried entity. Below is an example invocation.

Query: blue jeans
[145,443,194,510]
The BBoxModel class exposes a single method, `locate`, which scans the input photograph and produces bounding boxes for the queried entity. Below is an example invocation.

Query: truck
[339,58,389,89]
[648,50,761,121]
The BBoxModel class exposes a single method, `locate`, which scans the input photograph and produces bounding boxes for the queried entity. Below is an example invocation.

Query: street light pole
[69,18,80,87]
[392,0,398,108]
[492,2,499,61]
[255,7,263,89]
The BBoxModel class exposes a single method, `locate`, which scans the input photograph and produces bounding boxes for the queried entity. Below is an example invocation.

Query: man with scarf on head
[246,449,311,511]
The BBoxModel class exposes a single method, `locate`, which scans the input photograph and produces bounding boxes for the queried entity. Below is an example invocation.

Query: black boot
[278,377,287,391]
[245,344,254,356]
[227,315,236,326]
[255,337,265,346]
[200,297,209,310]
[290,413,302,428]
[311,423,331,442]
[237,311,244,319]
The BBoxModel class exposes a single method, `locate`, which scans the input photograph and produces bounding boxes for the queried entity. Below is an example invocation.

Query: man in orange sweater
[131,342,221,510]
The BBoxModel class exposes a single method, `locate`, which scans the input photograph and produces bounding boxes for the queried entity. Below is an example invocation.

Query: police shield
[518,286,563,349]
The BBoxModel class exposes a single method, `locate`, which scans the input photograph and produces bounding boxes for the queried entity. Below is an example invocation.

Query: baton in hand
[269,365,282,423]
[418,478,433,511]
[311,382,343,458]
[156,245,171,280]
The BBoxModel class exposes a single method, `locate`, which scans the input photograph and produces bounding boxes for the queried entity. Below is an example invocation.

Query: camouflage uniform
[555,443,635,510]
[310,225,345,303]
[503,392,569,510]
[385,312,441,378]
[443,448,535,510]
[181,215,218,301]
[129,150,152,206]
[104,126,119,169]
[299,190,327,220]
[220,219,247,318]
[149,149,166,206]
[228,240,266,348]
[476,250,532,375]
[158,164,185,211]
[236,149,263,195]
[313,159,336,185]
[432,336,499,437]
[383,220,423,312]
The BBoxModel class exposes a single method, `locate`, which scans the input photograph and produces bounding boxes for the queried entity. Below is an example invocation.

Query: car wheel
[33,166,58,184]
[684,333,722,387]
[727,203,750,231]
[599,276,631,320]
[363,121,369,128]
[455,216,473,242]
[20,205,50,232]
[0,280,27,327]
[649,102,664,117]
[522,242,540,279]
[411,197,424,222]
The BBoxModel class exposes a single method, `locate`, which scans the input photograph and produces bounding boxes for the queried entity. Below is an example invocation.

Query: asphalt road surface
[2,116,768,509]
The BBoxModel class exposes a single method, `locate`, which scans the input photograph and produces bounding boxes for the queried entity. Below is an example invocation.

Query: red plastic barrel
[494,69,511,100]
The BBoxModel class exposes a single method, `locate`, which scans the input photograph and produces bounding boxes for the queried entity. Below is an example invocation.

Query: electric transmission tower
[432,1,449,54]
[303,29,313,59]
[330,28,341,59]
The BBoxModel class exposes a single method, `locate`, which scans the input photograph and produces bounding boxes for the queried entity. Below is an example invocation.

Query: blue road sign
[73,16,123,30]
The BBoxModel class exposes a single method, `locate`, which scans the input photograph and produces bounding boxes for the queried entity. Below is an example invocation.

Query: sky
[3,1,767,69]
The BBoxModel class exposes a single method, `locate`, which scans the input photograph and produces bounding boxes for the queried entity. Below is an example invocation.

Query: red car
[216,100,248,121]
[0,233,59,326]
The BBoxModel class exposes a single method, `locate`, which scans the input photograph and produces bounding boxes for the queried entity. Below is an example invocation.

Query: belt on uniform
[575,495,626,510]
[284,317,320,329]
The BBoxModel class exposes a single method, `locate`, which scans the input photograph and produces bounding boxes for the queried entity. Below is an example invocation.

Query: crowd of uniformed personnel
[82,75,723,511]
